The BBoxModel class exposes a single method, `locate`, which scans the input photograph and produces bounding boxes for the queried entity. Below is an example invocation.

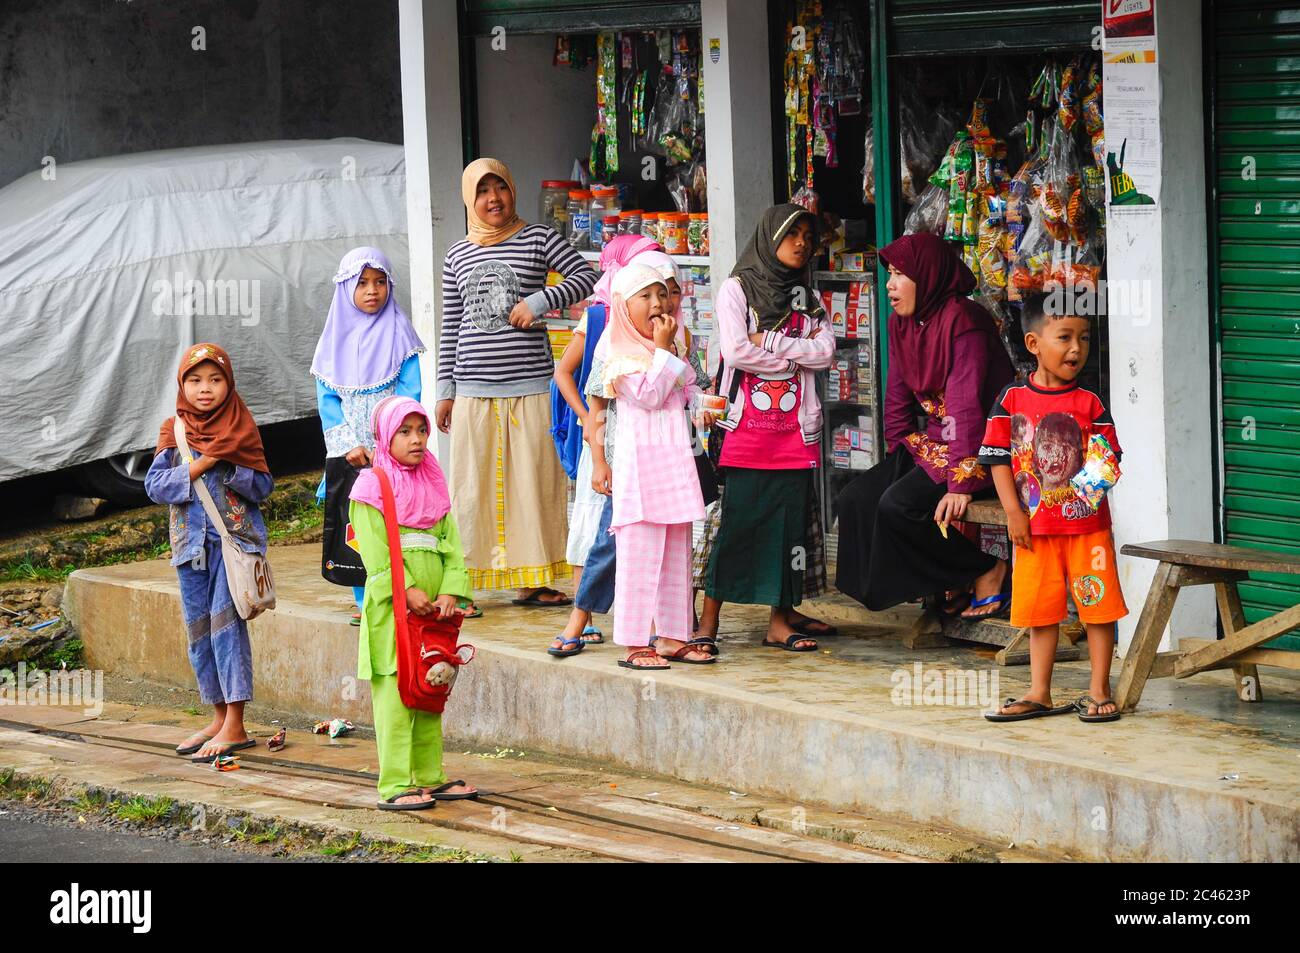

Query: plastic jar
[601,215,620,248]
[641,212,660,245]
[566,190,592,250]
[588,187,620,250]
[618,209,643,235]
[661,213,689,255]
[687,213,710,256]
[539,180,574,234]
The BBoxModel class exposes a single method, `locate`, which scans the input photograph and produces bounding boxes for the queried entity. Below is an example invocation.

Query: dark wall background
[0,0,403,189]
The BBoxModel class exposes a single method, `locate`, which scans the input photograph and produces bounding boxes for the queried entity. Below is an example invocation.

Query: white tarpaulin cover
[0,138,409,481]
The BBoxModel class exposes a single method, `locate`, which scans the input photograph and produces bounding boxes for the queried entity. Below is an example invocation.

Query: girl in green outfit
[349,395,478,810]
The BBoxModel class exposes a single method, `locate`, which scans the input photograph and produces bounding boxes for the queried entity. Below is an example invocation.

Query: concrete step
[62,545,1300,862]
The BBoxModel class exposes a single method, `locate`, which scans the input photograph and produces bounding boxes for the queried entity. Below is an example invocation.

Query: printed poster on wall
[1103,0,1159,209]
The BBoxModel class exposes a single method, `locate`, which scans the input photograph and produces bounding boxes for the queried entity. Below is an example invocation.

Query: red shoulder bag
[374,468,474,714]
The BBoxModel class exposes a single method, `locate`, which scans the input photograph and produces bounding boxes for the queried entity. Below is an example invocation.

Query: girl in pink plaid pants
[595,265,718,668]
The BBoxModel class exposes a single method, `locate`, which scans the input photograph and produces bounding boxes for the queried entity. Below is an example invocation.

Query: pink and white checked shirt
[610,349,705,528]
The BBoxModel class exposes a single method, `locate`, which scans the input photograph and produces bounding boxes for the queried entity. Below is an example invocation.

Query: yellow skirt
[449,393,572,590]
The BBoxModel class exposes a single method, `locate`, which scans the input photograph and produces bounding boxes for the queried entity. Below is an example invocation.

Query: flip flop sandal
[547,634,585,658]
[378,789,437,811]
[655,640,718,665]
[580,625,605,644]
[350,611,362,627]
[512,587,573,608]
[462,604,483,619]
[618,649,671,670]
[792,619,840,638]
[961,592,1012,620]
[984,698,1076,722]
[1075,695,1122,723]
[687,635,720,656]
[762,633,818,652]
[190,739,257,764]
[175,733,214,756]
[426,780,479,801]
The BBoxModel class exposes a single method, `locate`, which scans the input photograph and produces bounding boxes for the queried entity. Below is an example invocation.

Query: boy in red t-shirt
[977,293,1128,723]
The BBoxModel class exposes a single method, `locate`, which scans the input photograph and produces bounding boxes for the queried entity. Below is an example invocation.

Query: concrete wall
[473,33,594,214]
[1106,3,1216,649]
[0,0,403,190]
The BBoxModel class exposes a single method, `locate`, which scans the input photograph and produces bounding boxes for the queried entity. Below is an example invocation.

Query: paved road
[0,809,281,863]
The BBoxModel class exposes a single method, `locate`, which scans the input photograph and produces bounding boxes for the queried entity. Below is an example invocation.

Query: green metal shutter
[886,0,1098,56]
[463,1,699,36]
[1212,0,1300,648]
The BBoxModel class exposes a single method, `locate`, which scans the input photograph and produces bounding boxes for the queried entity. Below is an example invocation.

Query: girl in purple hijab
[835,233,1014,617]
[313,247,425,619]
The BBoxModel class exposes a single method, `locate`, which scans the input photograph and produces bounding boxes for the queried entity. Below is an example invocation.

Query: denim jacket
[145,449,274,567]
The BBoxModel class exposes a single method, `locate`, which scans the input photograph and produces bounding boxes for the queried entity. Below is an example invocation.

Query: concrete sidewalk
[63,545,1300,862]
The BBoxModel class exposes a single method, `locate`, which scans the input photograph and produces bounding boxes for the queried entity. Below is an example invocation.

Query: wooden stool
[1115,539,1300,712]
[903,499,1083,665]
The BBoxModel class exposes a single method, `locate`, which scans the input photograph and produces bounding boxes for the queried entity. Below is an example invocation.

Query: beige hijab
[462,157,528,247]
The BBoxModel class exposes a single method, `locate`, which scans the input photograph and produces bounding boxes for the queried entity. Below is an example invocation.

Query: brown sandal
[655,638,717,665]
[618,649,670,670]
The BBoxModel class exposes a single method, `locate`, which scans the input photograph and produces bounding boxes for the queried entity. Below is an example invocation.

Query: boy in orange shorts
[977,292,1127,723]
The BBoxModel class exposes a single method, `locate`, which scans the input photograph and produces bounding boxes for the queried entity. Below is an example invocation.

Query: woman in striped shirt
[435,158,598,606]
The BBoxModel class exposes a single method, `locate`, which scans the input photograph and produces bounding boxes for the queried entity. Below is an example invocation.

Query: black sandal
[984,698,1075,722]
[762,633,818,653]
[426,780,479,801]
[512,587,573,608]
[378,789,437,811]
[1075,695,1121,723]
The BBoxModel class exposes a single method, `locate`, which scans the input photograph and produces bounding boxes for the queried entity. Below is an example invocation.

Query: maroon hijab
[881,233,1005,395]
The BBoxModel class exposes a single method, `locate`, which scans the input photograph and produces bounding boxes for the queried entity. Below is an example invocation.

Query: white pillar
[1106,2,1215,650]
[701,0,774,275]
[398,0,465,465]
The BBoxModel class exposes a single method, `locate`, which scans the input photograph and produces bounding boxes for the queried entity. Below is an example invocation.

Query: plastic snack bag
[1071,433,1122,511]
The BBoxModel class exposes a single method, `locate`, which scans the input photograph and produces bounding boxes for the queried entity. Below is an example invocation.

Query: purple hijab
[310,247,425,394]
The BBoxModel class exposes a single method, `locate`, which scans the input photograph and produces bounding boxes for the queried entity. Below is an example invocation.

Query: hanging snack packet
[1070,433,1122,512]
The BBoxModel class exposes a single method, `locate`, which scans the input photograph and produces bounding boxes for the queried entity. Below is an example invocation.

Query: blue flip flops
[547,634,585,658]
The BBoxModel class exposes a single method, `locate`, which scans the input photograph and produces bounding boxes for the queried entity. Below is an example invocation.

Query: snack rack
[812,264,879,531]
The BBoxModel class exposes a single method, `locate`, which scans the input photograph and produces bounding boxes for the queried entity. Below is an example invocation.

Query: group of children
[145,159,1129,811]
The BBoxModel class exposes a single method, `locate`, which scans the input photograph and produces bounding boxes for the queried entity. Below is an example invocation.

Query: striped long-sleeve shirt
[438,224,598,400]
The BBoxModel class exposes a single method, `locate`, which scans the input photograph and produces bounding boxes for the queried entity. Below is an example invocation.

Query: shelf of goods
[813,269,879,531]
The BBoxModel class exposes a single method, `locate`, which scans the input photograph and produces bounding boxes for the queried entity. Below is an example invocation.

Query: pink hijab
[349,397,451,529]
[590,235,662,309]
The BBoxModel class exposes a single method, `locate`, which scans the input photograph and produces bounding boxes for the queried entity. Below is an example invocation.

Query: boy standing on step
[977,292,1128,724]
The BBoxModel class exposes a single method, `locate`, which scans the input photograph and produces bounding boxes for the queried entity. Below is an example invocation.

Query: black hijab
[731,204,822,331]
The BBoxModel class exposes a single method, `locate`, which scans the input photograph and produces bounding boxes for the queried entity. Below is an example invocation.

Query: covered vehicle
[0,138,410,502]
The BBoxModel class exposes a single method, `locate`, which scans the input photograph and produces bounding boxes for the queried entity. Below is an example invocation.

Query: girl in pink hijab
[349,396,476,810]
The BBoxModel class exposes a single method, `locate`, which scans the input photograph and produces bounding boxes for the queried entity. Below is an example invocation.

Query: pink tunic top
[610,349,706,529]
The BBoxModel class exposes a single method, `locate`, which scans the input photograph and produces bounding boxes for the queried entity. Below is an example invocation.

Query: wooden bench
[903,498,1085,665]
[1114,540,1300,711]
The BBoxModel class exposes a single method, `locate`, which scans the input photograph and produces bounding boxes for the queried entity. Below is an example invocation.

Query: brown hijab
[156,343,268,472]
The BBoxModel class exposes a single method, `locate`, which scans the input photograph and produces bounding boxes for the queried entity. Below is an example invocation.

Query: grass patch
[182,706,203,716]
[111,795,175,824]
[31,638,84,672]
[0,560,75,584]
[71,788,110,813]
[318,830,364,857]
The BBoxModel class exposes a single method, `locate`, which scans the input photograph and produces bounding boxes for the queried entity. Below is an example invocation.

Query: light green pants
[370,674,446,801]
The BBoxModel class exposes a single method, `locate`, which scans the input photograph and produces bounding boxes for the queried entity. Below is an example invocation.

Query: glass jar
[566,190,592,250]
[588,188,620,250]
[539,180,574,234]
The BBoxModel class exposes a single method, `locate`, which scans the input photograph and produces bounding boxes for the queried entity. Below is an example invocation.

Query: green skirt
[705,468,811,607]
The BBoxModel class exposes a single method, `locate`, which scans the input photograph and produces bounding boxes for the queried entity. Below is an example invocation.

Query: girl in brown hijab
[146,343,274,763]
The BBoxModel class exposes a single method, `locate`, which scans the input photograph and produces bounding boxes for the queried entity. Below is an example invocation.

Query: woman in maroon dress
[835,233,1015,617]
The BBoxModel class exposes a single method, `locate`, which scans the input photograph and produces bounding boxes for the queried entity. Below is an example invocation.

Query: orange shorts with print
[1010,528,1128,628]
